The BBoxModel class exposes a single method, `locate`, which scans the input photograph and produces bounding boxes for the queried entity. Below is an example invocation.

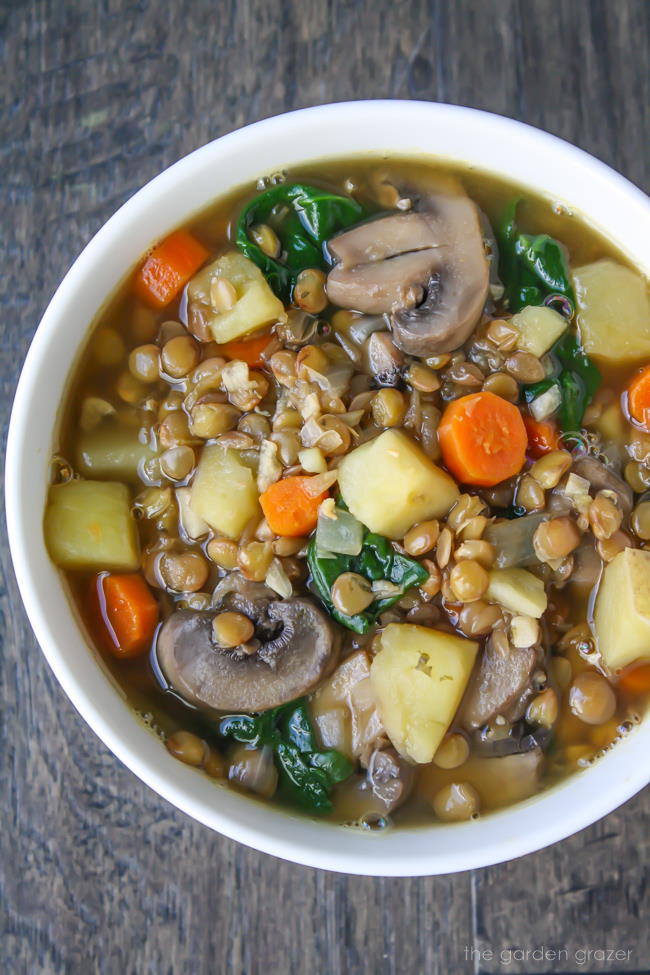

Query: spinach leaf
[498,202,600,433]
[236,183,365,302]
[307,521,428,634]
[497,199,575,313]
[219,698,353,815]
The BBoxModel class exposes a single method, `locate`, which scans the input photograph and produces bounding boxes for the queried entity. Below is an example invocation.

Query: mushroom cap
[325,188,489,357]
[157,595,340,714]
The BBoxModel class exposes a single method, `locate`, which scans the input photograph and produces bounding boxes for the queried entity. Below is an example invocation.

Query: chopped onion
[484,513,547,568]
[300,417,342,454]
[257,439,282,493]
[371,579,402,599]
[316,505,364,555]
[265,558,293,598]
[349,315,389,345]
[530,384,562,421]
[221,359,250,392]
[302,470,339,498]
[80,397,116,432]
[298,392,321,422]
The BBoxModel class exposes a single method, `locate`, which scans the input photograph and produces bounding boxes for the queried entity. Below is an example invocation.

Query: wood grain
[1,1,648,973]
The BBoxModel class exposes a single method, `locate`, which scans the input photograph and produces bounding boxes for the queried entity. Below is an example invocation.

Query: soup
[44,157,650,828]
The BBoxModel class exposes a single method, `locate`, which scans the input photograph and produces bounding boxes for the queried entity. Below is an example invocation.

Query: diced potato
[370,624,478,763]
[176,487,209,540]
[44,479,139,571]
[312,650,383,760]
[512,304,567,357]
[417,750,543,810]
[573,259,650,362]
[187,252,285,343]
[337,429,459,538]
[189,443,260,538]
[486,567,548,618]
[594,548,650,670]
[75,423,155,482]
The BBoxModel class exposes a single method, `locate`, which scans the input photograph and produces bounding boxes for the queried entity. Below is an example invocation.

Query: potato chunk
[594,548,650,670]
[512,304,567,357]
[44,479,139,571]
[370,623,478,763]
[187,252,285,343]
[573,259,650,362]
[486,567,547,618]
[337,429,459,539]
[189,443,260,538]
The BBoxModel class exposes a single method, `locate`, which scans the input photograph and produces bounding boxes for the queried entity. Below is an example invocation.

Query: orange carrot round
[438,391,528,487]
[626,365,650,429]
[133,229,209,309]
[98,573,159,658]
[260,476,329,537]
[216,331,273,368]
[523,415,561,458]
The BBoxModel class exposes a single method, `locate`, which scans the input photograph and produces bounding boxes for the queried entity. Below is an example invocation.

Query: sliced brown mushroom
[157,577,340,712]
[366,746,415,813]
[326,187,489,357]
[459,631,542,730]
[472,722,551,758]
[572,455,633,515]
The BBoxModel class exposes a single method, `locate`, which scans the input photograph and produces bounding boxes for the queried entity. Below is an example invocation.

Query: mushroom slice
[459,632,542,730]
[326,190,489,357]
[472,723,551,758]
[327,249,437,316]
[366,747,415,813]
[572,456,633,515]
[328,212,441,266]
[157,598,339,713]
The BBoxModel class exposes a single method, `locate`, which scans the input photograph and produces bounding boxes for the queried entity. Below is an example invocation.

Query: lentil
[432,782,480,822]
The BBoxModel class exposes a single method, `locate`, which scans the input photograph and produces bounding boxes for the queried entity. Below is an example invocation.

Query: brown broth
[51,155,650,829]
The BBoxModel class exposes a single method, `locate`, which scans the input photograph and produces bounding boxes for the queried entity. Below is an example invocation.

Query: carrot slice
[133,229,209,309]
[216,331,273,368]
[627,365,650,429]
[438,391,528,487]
[523,415,561,458]
[260,476,329,537]
[98,573,159,658]
[618,661,650,697]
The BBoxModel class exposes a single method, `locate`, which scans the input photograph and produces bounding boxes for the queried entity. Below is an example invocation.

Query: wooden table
[1,2,649,972]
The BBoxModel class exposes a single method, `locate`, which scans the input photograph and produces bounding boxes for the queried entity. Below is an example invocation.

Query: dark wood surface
[1,2,649,973]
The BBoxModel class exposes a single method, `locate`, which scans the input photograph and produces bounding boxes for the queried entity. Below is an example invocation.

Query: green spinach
[219,699,353,815]
[497,199,575,313]
[236,183,365,302]
[308,525,428,634]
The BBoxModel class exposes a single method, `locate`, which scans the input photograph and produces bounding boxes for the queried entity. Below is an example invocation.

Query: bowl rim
[6,100,650,877]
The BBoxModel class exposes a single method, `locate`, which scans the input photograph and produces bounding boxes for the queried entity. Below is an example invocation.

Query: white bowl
[7,101,650,876]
